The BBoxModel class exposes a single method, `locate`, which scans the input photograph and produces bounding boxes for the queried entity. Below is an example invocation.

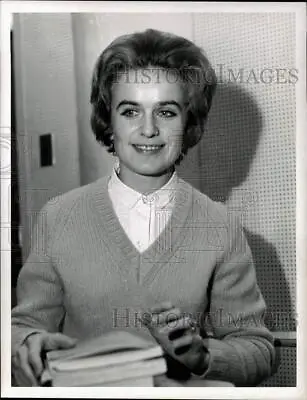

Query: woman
[11,29,276,387]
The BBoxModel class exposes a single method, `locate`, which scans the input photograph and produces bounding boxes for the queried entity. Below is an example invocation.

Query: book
[44,358,166,387]
[41,330,167,387]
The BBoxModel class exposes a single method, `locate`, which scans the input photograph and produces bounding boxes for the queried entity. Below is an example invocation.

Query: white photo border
[1,1,306,399]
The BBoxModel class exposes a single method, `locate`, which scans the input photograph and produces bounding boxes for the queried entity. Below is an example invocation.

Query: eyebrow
[116,100,138,110]
[116,100,182,111]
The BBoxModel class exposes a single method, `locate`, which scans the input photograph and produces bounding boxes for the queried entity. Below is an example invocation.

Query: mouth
[132,144,165,154]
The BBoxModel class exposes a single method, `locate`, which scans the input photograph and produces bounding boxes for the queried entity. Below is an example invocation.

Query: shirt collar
[108,164,178,210]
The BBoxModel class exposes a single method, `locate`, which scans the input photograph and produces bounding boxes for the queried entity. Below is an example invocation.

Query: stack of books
[40,330,167,387]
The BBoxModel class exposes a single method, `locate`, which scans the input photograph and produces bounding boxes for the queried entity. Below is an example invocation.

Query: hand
[12,332,77,387]
[141,302,210,376]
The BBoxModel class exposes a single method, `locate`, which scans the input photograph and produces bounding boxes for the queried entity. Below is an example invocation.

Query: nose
[142,113,158,138]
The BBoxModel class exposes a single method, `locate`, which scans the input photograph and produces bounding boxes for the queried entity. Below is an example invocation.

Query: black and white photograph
[1,1,306,398]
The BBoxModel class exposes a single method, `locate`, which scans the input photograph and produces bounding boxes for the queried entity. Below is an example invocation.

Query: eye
[157,109,177,118]
[120,109,139,118]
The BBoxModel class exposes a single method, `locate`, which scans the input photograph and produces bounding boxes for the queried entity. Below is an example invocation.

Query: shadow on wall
[199,83,262,202]
[193,83,295,332]
[243,229,296,332]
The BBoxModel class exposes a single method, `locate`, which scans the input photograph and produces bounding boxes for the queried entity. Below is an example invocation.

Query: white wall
[193,13,296,330]
[13,14,81,259]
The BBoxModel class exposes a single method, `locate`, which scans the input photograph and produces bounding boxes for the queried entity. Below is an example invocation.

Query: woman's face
[111,68,186,182]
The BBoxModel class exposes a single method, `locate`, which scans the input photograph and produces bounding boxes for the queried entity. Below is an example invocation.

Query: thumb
[43,333,78,351]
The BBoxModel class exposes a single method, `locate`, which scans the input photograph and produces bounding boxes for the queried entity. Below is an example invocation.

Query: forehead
[111,68,184,104]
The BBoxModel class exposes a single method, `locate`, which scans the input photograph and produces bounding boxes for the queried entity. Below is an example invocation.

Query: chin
[139,167,175,178]
[135,169,166,177]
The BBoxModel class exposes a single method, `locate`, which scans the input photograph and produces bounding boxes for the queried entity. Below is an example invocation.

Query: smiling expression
[111,68,187,185]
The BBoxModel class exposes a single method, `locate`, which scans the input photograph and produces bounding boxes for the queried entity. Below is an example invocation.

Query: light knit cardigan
[12,175,276,386]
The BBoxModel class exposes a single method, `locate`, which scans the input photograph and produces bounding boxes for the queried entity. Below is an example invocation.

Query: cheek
[162,121,185,149]
[112,118,137,142]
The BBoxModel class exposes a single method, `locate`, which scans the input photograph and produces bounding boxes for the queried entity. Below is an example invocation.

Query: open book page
[47,330,158,363]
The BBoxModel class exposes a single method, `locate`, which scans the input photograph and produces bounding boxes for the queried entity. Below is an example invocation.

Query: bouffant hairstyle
[90,29,217,163]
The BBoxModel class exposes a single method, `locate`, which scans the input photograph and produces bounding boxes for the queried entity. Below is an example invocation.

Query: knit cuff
[199,338,247,384]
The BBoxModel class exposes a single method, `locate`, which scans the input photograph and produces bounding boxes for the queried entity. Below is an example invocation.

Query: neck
[118,167,175,195]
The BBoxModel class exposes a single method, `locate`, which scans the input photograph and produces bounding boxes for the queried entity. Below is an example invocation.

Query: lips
[132,144,165,153]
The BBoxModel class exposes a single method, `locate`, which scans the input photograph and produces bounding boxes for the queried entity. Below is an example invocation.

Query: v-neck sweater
[108,167,177,253]
[12,175,276,386]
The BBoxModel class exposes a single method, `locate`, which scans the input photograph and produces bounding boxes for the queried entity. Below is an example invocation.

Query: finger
[43,333,77,351]
[139,305,179,326]
[13,369,32,387]
[172,334,193,356]
[17,346,38,386]
[150,308,182,326]
[159,316,192,336]
[26,334,44,378]
[12,354,18,369]
[174,334,207,362]
[148,301,174,314]
[138,311,154,326]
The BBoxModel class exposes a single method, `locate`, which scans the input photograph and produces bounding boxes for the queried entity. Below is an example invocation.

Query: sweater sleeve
[11,201,66,356]
[201,214,277,386]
